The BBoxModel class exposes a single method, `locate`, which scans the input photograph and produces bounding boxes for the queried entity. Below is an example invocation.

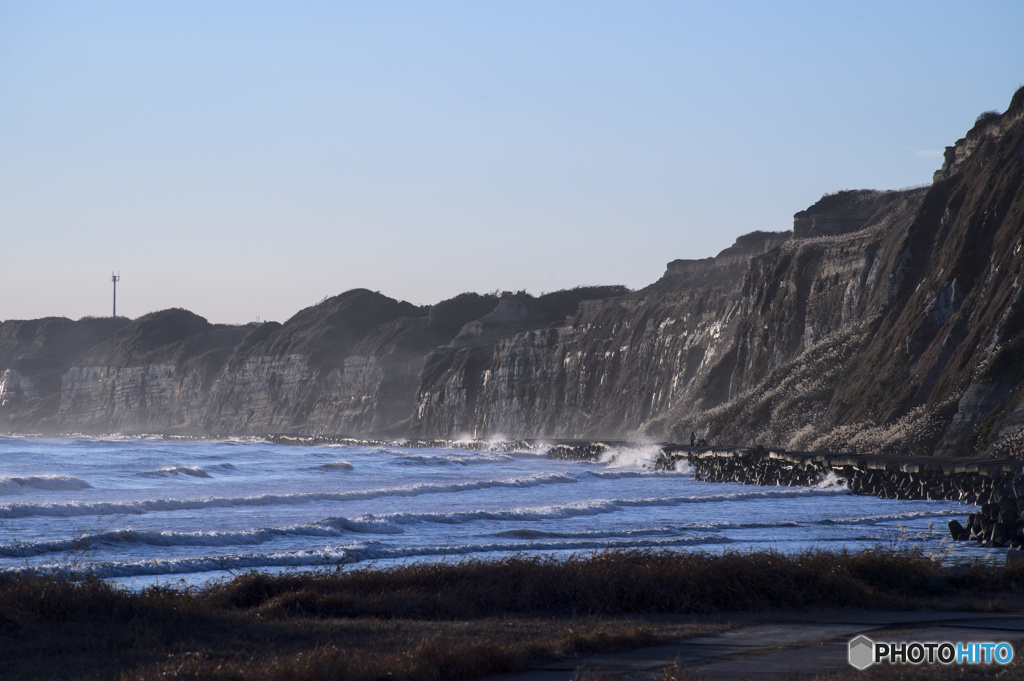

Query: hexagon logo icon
[848,635,875,670]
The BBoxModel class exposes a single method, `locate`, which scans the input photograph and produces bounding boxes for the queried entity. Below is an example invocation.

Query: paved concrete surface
[478,611,1023,681]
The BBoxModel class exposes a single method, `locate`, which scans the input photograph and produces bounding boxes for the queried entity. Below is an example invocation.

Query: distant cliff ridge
[2,89,1022,457]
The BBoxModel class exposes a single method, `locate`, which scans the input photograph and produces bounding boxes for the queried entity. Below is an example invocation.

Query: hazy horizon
[3,1,1022,325]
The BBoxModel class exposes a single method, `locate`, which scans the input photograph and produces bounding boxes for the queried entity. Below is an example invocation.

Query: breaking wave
[0,472,580,519]
[139,466,213,479]
[815,470,847,489]
[17,532,736,580]
[598,445,663,469]
[394,454,469,467]
[0,436,982,586]
[315,461,354,472]
[0,475,92,495]
[0,488,894,559]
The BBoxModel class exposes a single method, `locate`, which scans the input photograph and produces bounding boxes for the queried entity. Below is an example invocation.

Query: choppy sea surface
[0,436,996,589]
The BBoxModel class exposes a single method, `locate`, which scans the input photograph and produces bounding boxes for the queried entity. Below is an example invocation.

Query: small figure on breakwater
[690,432,696,448]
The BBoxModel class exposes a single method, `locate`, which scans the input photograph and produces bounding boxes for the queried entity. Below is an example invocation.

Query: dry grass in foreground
[0,548,1021,680]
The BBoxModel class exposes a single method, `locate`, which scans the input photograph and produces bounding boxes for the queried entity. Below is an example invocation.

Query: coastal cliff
[41,290,505,436]
[411,89,1023,457]
[681,89,1024,458]
[1,89,1021,457]
[411,235,788,439]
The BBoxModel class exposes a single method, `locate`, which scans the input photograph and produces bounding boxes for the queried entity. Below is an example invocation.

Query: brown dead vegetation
[0,548,1021,680]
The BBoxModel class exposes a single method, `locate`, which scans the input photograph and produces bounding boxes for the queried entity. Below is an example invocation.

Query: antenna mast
[111,272,120,318]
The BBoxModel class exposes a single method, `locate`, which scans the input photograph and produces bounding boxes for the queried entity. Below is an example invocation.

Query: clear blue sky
[1,1,1021,324]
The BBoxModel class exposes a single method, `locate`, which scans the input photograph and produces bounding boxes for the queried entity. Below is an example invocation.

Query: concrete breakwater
[655,446,1024,550]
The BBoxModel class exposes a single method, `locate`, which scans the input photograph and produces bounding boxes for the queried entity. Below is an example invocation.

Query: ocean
[0,435,996,590]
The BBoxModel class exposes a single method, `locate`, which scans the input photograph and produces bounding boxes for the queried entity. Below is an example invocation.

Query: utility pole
[112,272,120,318]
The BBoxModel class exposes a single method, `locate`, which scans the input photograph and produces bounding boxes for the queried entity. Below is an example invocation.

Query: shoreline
[222,434,1024,552]
[5,430,1022,551]
[261,435,1024,551]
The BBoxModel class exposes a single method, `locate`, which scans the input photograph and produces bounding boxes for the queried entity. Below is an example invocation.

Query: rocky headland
[1,89,1022,466]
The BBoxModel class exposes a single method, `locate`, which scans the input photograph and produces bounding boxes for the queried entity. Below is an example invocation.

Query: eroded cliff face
[411,239,787,439]
[409,89,1023,457]
[405,193,938,442]
[42,290,506,436]
[0,316,130,431]
[667,93,1024,457]
[1,90,1021,456]
[55,310,251,433]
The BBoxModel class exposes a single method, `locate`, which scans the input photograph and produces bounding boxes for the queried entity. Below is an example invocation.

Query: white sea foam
[815,470,847,489]
[669,459,693,474]
[598,445,663,469]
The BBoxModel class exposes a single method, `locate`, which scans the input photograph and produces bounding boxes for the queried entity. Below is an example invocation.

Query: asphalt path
[478,610,1023,680]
